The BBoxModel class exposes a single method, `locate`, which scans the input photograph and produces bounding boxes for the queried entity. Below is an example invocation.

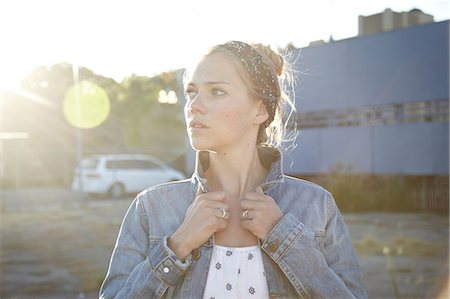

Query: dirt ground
[1,187,448,299]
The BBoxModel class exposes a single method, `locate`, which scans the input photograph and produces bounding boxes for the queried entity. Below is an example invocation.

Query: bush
[320,163,419,212]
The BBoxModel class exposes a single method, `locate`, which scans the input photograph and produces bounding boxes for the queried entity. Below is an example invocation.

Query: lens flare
[63,81,110,128]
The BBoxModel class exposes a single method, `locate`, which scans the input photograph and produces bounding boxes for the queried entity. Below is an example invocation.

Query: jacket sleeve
[261,192,367,299]
[99,195,189,299]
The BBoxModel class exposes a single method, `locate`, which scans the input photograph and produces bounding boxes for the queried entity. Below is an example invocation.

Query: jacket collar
[190,145,284,193]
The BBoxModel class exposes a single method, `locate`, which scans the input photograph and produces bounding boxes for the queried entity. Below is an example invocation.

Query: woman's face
[184,53,265,153]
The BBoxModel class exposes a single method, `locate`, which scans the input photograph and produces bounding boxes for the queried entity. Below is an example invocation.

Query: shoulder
[131,179,194,226]
[124,179,194,235]
[138,178,193,196]
[282,175,332,199]
[275,175,337,229]
[135,178,194,204]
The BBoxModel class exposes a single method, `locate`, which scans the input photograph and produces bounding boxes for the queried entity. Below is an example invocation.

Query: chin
[189,138,212,152]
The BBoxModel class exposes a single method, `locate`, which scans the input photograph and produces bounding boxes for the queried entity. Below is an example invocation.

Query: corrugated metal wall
[286,121,449,175]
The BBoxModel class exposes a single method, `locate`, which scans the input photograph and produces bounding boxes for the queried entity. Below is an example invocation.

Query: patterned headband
[219,41,280,126]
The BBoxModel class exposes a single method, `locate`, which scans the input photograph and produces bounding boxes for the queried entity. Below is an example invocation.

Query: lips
[189,120,209,129]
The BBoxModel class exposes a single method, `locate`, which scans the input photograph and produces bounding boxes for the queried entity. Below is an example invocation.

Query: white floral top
[202,244,269,299]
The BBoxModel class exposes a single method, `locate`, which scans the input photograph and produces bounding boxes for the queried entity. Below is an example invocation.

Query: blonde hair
[185,41,297,149]
[250,43,297,148]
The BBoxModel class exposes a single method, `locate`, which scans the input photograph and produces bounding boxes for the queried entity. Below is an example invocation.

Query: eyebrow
[187,81,231,87]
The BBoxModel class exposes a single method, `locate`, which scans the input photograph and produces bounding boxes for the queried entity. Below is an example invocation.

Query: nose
[186,92,206,114]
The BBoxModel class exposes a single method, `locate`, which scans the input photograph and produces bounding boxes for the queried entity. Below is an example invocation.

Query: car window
[105,160,133,169]
[105,159,162,170]
[105,160,116,169]
[139,160,161,170]
[81,158,99,169]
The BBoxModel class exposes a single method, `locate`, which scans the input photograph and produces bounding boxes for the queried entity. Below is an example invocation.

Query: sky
[1,0,448,87]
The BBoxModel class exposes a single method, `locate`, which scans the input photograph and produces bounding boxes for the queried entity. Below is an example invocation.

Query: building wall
[286,20,449,176]
[294,21,449,111]
[286,121,449,176]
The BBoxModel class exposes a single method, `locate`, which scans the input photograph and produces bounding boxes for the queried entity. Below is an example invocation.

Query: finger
[241,219,256,234]
[241,199,263,210]
[215,218,229,232]
[193,185,205,205]
[196,190,226,203]
[245,191,267,201]
[204,191,226,201]
[255,185,265,195]
[207,214,228,227]
[206,201,230,210]
[240,209,253,220]
[212,207,230,220]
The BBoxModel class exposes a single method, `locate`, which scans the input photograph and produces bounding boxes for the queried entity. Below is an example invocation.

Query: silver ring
[242,209,249,219]
[219,207,227,219]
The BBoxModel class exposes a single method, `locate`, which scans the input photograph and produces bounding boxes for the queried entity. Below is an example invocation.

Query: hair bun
[251,43,284,76]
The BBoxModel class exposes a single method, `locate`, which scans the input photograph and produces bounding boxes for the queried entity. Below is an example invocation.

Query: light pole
[72,63,84,200]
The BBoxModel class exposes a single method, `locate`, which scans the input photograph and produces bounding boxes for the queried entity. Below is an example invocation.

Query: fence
[297,173,449,213]
[409,175,449,211]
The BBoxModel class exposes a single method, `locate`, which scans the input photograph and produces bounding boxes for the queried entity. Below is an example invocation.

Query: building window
[298,99,449,129]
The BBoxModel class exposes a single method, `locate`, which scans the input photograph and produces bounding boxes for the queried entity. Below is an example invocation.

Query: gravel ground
[1,187,448,299]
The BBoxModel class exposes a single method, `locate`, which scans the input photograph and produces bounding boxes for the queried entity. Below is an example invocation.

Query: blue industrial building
[286,20,449,176]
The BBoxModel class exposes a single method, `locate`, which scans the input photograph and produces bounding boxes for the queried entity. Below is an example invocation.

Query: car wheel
[109,183,124,198]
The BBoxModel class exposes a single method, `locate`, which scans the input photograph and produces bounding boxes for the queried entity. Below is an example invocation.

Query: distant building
[308,40,327,47]
[359,8,434,36]
[289,20,448,177]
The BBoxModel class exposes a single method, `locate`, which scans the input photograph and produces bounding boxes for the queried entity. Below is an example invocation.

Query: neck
[204,144,267,196]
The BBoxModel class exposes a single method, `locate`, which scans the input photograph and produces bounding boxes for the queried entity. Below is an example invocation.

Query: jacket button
[268,240,279,253]
[163,267,170,273]
[192,248,201,260]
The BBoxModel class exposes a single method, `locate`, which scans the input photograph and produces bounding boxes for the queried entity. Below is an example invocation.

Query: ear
[254,102,269,125]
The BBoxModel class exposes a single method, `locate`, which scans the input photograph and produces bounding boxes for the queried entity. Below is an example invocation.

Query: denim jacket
[100,147,367,298]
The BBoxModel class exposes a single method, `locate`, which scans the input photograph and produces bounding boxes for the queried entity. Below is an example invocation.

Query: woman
[100,41,367,298]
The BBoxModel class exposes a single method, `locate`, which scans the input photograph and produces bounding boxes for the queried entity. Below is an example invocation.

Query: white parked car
[71,154,185,198]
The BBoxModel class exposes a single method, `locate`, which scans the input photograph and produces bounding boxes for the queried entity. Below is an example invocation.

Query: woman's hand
[168,187,229,260]
[240,186,283,240]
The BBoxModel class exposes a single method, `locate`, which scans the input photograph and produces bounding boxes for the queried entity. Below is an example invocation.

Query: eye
[211,88,226,96]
